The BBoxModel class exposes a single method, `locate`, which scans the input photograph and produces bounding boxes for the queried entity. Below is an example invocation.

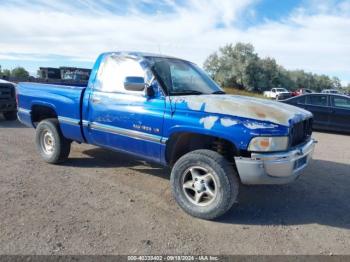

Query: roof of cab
[101,51,182,60]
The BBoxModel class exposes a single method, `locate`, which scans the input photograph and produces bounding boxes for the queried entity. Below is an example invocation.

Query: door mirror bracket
[145,85,155,98]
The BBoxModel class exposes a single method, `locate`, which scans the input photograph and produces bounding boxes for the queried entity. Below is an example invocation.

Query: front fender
[164,113,290,152]
[165,125,242,150]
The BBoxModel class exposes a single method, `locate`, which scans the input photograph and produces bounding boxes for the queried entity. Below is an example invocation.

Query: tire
[35,118,71,164]
[3,111,17,121]
[170,149,239,220]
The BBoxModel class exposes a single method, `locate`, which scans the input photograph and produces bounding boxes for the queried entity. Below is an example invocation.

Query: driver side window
[95,56,146,94]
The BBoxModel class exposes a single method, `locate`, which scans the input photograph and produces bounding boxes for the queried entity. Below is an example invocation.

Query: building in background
[59,67,91,81]
[38,67,91,81]
[38,67,61,80]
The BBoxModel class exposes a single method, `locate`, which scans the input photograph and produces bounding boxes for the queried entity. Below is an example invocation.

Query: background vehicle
[282,93,350,133]
[321,89,340,94]
[0,79,17,120]
[263,88,291,100]
[291,88,313,97]
[16,52,315,220]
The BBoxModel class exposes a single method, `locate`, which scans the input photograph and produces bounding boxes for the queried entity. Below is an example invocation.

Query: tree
[346,83,350,93]
[331,76,341,89]
[203,42,346,93]
[258,58,282,91]
[204,42,260,90]
[11,67,30,78]
[1,69,11,79]
[203,52,220,78]
[204,43,290,92]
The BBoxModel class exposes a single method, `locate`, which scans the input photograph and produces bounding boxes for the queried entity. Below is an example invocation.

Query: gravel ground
[0,116,349,255]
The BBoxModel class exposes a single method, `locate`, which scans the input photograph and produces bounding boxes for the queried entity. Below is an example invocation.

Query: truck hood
[171,94,312,127]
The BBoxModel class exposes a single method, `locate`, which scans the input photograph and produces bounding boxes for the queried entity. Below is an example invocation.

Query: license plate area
[294,155,307,170]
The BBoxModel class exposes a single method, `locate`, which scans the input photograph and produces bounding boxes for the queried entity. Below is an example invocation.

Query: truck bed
[17,82,87,142]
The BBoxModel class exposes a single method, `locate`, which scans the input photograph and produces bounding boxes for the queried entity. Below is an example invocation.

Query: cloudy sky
[0,0,349,84]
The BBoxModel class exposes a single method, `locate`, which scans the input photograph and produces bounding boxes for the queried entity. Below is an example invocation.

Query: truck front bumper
[0,100,16,112]
[234,139,316,185]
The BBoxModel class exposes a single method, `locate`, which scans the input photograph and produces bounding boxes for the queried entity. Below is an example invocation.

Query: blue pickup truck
[17,52,316,219]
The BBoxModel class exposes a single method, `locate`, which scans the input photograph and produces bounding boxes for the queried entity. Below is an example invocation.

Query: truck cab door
[84,55,166,163]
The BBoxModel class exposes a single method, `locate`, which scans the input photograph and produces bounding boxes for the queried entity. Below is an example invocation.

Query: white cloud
[0,0,349,83]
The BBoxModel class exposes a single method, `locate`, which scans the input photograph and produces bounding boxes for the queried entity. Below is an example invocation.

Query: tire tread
[35,118,71,164]
[170,149,239,220]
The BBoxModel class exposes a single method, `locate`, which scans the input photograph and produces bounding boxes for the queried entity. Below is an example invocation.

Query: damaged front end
[235,116,315,185]
[235,138,316,185]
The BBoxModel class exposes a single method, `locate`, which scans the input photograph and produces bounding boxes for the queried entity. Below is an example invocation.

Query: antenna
[158,44,162,55]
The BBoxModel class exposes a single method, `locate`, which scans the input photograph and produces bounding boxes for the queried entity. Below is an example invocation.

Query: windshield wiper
[170,90,203,95]
[212,90,226,94]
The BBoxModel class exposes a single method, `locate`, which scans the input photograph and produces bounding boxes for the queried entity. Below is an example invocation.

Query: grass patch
[223,87,265,98]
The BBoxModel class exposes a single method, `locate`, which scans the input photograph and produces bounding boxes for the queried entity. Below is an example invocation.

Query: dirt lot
[0,116,349,255]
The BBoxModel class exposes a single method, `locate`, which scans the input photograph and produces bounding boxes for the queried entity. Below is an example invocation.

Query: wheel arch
[165,131,239,166]
[31,103,58,127]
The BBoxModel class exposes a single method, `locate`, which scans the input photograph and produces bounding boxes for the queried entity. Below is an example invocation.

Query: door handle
[92,97,101,104]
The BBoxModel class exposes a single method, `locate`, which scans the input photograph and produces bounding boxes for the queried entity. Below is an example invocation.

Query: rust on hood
[172,95,312,126]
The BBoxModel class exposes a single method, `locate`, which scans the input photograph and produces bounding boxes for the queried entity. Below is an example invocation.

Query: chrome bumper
[235,139,316,185]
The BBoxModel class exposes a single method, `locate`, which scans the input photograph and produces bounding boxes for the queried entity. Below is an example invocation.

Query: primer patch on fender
[243,121,278,129]
[187,100,204,110]
[200,116,218,129]
[221,118,239,127]
[172,95,312,126]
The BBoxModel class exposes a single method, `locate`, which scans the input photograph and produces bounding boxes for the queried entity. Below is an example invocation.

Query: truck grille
[290,118,313,147]
[0,83,14,101]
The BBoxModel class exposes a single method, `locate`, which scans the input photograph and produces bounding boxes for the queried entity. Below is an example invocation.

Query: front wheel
[170,149,239,220]
[35,118,71,164]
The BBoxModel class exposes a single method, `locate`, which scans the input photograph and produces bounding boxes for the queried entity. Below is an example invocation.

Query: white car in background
[321,89,341,94]
[263,88,291,100]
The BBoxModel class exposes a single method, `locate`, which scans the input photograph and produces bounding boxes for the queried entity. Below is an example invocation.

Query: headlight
[248,136,289,152]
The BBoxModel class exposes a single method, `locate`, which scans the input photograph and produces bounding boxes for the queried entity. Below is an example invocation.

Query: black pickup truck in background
[0,79,17,120]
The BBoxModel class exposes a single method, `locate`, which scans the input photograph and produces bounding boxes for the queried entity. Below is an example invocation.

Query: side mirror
[124,76,146,91]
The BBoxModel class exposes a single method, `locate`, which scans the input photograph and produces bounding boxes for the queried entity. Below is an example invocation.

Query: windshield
[145,57,223,95]
[277,88,288,92]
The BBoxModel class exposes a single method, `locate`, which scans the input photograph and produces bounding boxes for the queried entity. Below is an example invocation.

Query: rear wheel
[3,111,17,121]
[35,118,71,164]
[170,149,239,220]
